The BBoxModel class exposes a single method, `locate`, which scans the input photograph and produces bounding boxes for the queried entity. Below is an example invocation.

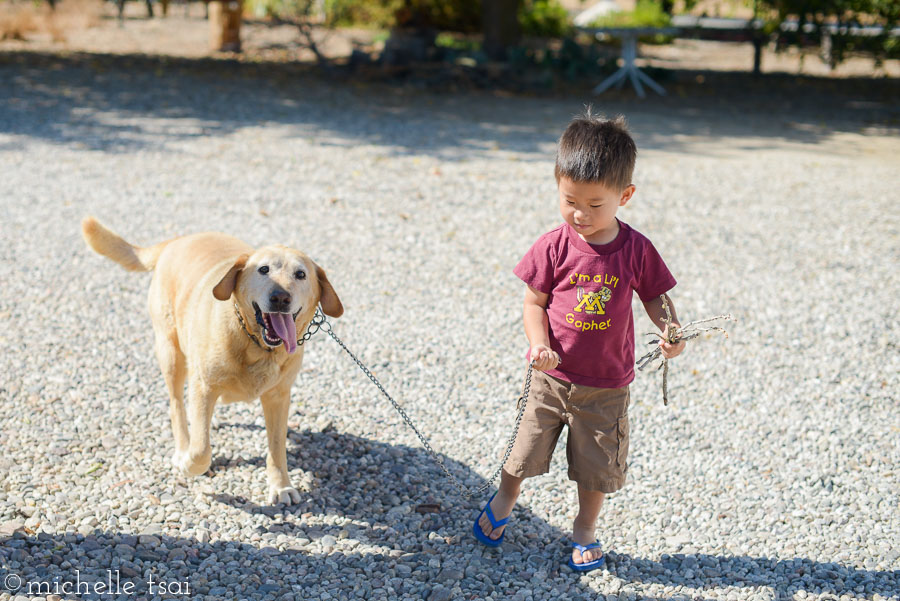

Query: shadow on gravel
[1,51,898,158]
[2,427,896,600]
[0,429,582,600]
[610,553,899,601]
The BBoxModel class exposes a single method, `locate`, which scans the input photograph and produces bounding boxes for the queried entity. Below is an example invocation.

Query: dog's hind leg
[172,375,216,477]
[155,331,189,463]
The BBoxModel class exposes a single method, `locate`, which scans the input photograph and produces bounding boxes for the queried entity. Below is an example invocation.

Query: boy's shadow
[2,426,896,600]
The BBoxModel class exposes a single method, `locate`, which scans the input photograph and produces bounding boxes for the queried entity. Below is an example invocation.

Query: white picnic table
[580,26,681,97]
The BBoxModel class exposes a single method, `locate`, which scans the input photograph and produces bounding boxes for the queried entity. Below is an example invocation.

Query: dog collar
[234,303,273,353]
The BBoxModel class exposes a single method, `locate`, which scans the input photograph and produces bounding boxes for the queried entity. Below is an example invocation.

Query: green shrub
[253,0,572,37]
[588,0,672,28]
[519,0,572,37]
[323,0,399,27]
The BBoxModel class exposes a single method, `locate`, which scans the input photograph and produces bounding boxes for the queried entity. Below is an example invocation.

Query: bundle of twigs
[636,295,734,405]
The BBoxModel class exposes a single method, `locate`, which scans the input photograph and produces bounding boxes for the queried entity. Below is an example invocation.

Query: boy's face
[558,177,635,245]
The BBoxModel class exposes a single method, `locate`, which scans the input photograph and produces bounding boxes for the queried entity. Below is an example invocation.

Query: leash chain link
[301,309,534,499]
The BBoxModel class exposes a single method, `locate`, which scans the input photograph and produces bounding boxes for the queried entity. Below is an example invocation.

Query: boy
[473,112,685,571]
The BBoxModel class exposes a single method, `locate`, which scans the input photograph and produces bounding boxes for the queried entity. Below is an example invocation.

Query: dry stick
[661,359,670,405]
[636,295,734,405]
[660,295,674,405]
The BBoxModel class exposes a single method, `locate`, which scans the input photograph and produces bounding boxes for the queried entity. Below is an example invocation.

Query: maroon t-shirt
[514,220,676,388]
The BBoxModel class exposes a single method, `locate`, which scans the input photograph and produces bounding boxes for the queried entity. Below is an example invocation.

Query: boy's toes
[572,546,602,565]
[477,514,489,536]
[584,547,602,563]
[478,513,504,540]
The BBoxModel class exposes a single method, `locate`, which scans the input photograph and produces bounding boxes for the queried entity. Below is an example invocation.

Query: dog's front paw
[171,449,211,477]
[267,485,302,506]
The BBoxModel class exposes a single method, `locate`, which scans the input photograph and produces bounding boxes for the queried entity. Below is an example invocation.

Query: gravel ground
[0,54,898,601]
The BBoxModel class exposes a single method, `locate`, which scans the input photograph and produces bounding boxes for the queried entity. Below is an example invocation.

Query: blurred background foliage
[246,0,573,35]
[9,0,892,67]
[761,0,899,64]
[586,0,672,28]
[245,0,896,60]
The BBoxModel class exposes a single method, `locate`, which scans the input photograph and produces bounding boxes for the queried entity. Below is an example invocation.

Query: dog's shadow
[210,422,505,534]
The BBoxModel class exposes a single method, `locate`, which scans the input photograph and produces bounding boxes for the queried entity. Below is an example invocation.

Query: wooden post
[752,36,762,74]
[209,0,242,52]
[751,0,761,75]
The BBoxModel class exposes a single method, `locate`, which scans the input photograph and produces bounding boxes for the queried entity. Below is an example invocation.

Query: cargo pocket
[615,415,630,471]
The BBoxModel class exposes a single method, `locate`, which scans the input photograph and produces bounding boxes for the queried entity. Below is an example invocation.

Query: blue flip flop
[568,541,605,571]
[472,492,510,547]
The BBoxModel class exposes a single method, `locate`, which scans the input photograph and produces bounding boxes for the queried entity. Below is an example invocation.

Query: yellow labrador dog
[81,217,343,505]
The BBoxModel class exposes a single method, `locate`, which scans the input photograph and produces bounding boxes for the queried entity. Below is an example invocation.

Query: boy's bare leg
[477,469,523,540]
[572,484,606,564]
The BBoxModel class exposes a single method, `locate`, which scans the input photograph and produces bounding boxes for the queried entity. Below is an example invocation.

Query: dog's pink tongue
[269,313,297,354]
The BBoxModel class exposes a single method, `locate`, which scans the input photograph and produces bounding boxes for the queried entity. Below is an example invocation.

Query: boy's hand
[658,324,685,359]
[531,345,561,372]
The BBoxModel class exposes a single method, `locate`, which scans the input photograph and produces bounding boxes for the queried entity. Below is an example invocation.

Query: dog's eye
[295,270,307,280]
[258,266,269,275]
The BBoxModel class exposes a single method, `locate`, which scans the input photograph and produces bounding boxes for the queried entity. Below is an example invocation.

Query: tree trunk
[209,0,242,52]
[482,0,520,61]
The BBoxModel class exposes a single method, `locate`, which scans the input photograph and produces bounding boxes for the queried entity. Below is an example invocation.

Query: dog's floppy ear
[315,263,343,318]
[213,254,249,301]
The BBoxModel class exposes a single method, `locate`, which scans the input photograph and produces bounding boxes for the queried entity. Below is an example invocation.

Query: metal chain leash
[299,309,534,499]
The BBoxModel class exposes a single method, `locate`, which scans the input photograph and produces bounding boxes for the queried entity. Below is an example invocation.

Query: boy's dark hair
[555,111,636,191]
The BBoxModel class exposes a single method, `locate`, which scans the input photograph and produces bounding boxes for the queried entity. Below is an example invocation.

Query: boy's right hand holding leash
[531,345,561,372]
[523,286,561,372]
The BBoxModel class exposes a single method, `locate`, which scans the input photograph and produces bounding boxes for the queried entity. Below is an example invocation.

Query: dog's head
[212,245,343,354]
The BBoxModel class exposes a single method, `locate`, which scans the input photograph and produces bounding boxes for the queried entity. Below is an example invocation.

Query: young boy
[473,112,686,571]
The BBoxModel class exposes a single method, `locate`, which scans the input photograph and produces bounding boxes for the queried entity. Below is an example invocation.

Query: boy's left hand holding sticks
[642,293,686,359]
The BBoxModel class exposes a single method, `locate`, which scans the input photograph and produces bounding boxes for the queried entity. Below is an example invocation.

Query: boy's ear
[619,184,636,206]
[213,254,249,301]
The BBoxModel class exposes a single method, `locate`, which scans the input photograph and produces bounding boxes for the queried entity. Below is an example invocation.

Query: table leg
[621,33,637,71]
[593,67,629,94]
[628,69,646,97]
[637,68,666,95]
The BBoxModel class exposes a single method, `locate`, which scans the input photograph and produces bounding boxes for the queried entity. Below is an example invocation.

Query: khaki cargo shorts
[504,370,630,493]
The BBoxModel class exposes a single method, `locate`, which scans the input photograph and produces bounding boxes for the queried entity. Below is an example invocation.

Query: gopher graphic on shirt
[565,272,620,332]
[574,286,612,315]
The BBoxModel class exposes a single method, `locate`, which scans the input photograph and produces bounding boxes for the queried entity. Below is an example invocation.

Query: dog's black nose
[269,288,292,313]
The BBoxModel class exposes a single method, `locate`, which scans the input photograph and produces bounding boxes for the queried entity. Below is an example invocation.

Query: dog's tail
[81,217,170,272]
